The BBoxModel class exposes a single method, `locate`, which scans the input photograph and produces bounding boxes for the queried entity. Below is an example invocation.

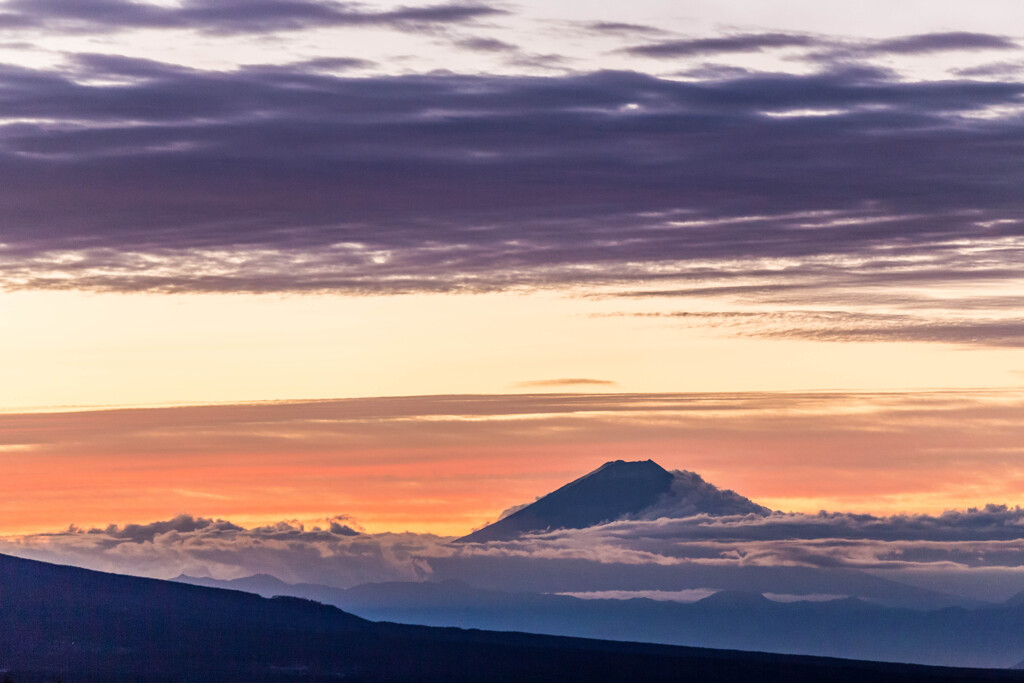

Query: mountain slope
[3,553,1023,682]
[458,459,766,543]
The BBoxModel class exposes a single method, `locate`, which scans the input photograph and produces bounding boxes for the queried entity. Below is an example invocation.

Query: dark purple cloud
[0,0,504,35]
[0,57,1022,302]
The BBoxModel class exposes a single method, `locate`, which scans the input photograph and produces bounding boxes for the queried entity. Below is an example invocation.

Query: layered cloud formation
[0,36,1019,348]
[1,59,1021,294]
[8,504,1024,602]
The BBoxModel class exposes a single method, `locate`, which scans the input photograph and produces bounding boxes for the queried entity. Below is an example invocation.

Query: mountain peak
[587,459,666,476]
[457,460,673,543]
[457,459,766,543]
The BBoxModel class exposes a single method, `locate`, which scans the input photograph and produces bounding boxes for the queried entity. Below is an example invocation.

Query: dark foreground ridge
[458,459,766,543]
[2,553,1022,682]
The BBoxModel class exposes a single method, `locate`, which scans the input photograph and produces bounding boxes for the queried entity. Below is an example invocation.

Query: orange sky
[2,287,1020,537]
[2,289,1022,408]
[3,391,1023,536]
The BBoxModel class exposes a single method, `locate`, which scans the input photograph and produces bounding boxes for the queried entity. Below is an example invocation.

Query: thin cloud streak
[839,32,1019,56]
[514,379,617,388]
[613,311,1024,348]
[623,31,1018,59]
[622,32,818,57]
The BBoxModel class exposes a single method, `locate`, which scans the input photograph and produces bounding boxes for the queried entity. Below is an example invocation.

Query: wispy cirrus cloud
[833,31,1019,57]
[953,61,1024,77]
[621,32,818,57]
[583,21,665,37]
[623,30,1018,59]
[514,378,617,388]
[452,35,519,52]
[611,311,1024,348]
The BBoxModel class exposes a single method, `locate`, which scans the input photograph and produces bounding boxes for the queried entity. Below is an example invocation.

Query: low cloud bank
[1,514,442,587]
[6,505,1024,599]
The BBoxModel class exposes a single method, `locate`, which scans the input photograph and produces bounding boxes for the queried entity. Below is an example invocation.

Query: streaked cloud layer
[0,3,1022,310]
[0,34,1021,362]
[1,59,1022,298]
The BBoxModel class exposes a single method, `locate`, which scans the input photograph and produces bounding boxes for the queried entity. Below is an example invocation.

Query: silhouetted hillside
[4,553,1023,681]
[178,575,1024,668]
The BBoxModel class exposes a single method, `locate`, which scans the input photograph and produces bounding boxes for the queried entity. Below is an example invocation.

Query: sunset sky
[1,0,1023,540]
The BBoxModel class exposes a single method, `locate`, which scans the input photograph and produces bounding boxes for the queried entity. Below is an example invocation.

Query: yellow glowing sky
[1,390,1023,537]
[1,289,1021,412]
